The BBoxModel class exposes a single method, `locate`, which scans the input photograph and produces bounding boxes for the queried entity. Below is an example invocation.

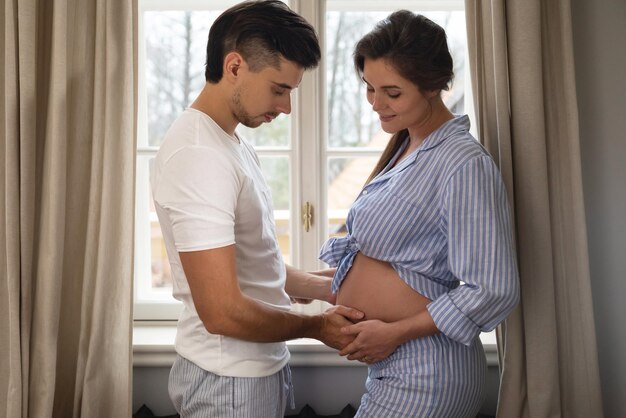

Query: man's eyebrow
[272,81,295,90]
[361,76,401,90]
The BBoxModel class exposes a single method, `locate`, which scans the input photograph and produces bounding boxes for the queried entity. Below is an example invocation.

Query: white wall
[571,1,626,417]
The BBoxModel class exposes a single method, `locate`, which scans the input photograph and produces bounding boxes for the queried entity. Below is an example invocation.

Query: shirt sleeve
[427,155,520,346]
[153,146,240,252]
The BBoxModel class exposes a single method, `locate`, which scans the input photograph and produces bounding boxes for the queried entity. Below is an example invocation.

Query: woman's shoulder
[430,130,492,172]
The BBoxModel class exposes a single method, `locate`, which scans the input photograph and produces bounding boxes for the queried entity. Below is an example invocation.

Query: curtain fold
[1,0,137,417]
[465,1,604,417]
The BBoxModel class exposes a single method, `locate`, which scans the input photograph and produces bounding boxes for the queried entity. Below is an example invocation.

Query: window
[135,1,478,323]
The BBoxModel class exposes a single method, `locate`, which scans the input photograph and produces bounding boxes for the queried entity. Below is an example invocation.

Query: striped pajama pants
[356,333,487,418]
[169,355,294,418]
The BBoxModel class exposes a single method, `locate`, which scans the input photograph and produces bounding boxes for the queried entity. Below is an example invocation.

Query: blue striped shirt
[320,115,519,346]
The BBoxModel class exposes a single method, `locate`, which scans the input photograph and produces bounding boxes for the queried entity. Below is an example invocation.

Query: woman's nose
[371,94,386,111]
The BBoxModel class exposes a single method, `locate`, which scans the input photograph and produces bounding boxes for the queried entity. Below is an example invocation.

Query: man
[151,1,363,417]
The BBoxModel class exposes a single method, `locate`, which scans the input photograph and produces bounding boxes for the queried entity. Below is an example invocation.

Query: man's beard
[232,87,262,128]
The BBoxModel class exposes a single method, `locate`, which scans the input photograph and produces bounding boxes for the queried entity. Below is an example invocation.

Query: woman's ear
[425,89,441,99]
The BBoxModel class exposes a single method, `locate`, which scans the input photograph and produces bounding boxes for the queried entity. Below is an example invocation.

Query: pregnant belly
[336,253,431,322]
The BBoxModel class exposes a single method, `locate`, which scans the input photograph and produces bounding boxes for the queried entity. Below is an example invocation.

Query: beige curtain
[465,1,604,417]
[1,0,137,417]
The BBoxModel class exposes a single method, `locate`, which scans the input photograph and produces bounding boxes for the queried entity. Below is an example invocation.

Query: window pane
[238,114,290,147]
[258,156,291,264]
[135,155,174,302]
[148,158,173,291]
[326,12,384,149]
[327,157,379,238]
[143,11,219,147]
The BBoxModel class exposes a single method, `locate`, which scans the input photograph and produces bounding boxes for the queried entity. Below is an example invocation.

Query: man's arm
[179,245,362,349]
[308,267,336,278]
[284,265,335,304]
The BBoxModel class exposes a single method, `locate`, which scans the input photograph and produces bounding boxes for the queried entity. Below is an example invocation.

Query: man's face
[231,57,304,128]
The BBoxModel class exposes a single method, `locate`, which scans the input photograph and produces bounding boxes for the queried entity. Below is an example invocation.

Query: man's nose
[276,96,291,115]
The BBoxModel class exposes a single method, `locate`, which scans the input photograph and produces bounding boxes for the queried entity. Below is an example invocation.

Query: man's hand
[317,305,364,350]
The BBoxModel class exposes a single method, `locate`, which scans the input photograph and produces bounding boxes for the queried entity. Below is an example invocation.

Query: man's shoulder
[162,109,223,145]
[158,112,239,165]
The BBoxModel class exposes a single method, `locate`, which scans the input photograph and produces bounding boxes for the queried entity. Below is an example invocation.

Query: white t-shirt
[151,108,291,377]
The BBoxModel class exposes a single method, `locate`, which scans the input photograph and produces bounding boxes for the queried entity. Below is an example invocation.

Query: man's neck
[190,82,238,136]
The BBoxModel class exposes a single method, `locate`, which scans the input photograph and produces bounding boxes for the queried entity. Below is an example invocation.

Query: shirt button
[362,190,369,195]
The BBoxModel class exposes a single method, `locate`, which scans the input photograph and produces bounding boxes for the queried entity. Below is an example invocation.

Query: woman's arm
[338,310,439,364]
[427,156,519,346]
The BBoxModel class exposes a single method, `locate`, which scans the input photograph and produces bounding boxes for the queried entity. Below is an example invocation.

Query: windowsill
[133,322,499,368]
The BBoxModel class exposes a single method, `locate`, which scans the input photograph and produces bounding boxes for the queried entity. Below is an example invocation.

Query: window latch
[302,201,313,232]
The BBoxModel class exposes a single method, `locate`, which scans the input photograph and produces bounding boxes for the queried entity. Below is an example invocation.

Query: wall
[133,364,500,416]
[133,366,369,416]
[571,1,626,417]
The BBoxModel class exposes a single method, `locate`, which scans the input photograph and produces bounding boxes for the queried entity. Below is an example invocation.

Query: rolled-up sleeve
[427,155,519,346]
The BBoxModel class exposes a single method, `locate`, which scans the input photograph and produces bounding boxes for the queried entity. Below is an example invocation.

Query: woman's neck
[393,99,453,165]
[407,98,454,148]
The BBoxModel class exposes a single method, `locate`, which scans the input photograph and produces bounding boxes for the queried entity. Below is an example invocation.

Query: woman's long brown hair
[354,11,454,185]
[365,129,409,185]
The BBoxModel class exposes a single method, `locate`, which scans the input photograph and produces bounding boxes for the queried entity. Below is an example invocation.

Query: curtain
[465,1,604,417]
[1,0,137,417]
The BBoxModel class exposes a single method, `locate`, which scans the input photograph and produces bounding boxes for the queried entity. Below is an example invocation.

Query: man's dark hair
[205,0,321,83]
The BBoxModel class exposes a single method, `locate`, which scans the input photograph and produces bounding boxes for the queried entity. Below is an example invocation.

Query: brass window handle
[302,202,313,232]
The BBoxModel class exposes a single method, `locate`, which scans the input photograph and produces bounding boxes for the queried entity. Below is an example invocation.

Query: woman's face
[362,58,434,135]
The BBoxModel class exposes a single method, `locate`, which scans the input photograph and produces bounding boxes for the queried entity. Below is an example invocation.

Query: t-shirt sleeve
[153,146,240,252]
[427,155,520,346]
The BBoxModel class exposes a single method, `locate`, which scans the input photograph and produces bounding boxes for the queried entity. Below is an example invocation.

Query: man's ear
[223,52,244,82]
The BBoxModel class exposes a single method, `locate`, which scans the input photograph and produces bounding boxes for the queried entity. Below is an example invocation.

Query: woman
[318,11,520,418]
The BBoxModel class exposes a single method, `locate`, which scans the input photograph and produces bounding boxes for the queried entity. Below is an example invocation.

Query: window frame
[133,0,496,359]
[134,0,475,319]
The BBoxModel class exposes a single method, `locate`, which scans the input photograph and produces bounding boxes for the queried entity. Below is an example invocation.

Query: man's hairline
[214,48,311,88]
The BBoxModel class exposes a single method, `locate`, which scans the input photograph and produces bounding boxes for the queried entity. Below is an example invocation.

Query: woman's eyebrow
[361,77,401,89]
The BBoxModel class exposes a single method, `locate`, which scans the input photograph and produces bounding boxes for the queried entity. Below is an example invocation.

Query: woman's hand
[338,319,401,364]
[318,305,365,350]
